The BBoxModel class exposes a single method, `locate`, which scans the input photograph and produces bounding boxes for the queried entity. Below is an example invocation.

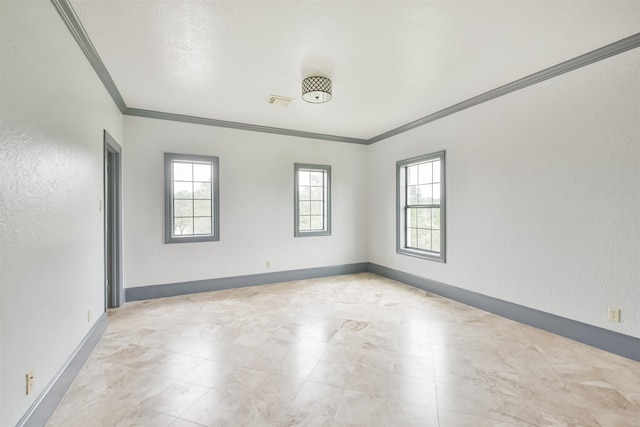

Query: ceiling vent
[267,95,293,107]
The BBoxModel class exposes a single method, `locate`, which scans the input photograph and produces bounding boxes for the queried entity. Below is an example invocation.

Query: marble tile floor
[47,273,640,427]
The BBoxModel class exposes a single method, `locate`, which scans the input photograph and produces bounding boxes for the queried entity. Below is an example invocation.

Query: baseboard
[126,261,638,360]
[125,262,369,302]
[16,312,108,427]
[18,263,636,427]
[368,263,639,362]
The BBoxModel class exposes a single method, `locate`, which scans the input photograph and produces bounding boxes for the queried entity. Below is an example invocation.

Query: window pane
[417,229,432,251]
[173,162,192,181]
[310,201,323,215]
[174,199,193,217]
[298,171,310,186]
[310,171,324,186]
[299,186,311,200]
[299,215,311,230]
[407,165,418,185]
[299,201,311,215]
[194,199,211,216]
[310,187,323,201]
[407,185,418,205]
[431,208,440,230]
[398,152,444,261]
[407,208,417,228]
[432,230,441,253]
[193,217,212,235]
[174,217,193,235]
[193,164,212,182]
[418,184,432,204]
[174,182,192,198]
[407,228,418,248]
[418,162,432,184]
[194,182,212,199]
[417,208,430,229]
[295,163,330,237]
[166,154,219,243]
[310,215,323,230]
[433,160,441,183]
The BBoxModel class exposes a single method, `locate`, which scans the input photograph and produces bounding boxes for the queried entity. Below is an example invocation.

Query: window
[294,163,331,237]
[165,153,219,243]
[397,151,445,262]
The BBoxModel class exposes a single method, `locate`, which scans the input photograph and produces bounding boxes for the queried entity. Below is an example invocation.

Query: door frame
[104,130,124,309]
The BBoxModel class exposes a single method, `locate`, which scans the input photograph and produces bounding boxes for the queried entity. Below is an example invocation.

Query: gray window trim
[164,153,220,243]
[294,163,332,237]
[396,151,446,262]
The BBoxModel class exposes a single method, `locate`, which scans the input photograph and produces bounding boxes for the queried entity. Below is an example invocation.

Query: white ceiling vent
[267,95,293,107]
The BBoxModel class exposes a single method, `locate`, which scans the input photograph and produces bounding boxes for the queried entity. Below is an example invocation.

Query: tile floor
[47,273,640,426]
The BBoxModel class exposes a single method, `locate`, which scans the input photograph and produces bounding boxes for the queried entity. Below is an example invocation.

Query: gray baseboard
[368,263,640,362]
[126,261,638,361]
[125,262,369,302]
[17,312,108,427]
[21,262,637,427]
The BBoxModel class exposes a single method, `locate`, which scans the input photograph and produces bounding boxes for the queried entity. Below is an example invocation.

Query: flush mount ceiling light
[302,76,332,103]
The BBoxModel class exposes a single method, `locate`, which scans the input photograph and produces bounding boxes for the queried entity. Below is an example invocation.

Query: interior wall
[0,1,123,425]
[123,116,368,288]
[367,48,640,338]
[0,1,637,424]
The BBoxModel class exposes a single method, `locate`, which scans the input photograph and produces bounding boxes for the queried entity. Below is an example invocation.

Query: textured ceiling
[70,0,639,140]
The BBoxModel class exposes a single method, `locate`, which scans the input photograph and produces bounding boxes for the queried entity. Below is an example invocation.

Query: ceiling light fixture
[302,76,332,103]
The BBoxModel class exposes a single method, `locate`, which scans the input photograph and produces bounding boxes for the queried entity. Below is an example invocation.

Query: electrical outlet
[26,371,34,395]
[608,307,620,322]
[266,260,272,269]
[87,309,92,323]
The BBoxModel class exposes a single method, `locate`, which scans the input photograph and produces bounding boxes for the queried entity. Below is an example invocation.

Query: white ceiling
[70,1,638,140]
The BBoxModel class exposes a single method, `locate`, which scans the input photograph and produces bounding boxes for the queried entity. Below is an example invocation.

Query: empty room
[1,0,639,426]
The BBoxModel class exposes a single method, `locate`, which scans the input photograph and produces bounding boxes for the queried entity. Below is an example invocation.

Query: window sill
[397,247,445,263]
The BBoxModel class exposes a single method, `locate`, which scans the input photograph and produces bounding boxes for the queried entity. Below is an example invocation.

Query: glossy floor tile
[47,273,640,426]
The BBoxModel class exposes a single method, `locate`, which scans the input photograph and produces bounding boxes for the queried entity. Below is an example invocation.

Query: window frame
[164,153,220,244]
[294,163,331,237]
[396,151,446,262]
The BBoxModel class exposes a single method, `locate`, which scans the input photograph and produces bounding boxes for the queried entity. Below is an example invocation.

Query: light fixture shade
[302,76,332,103]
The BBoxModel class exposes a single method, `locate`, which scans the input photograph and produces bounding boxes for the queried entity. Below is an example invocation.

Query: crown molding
[51,0,127,114]
[368,32,640,144]
[124,108,369,144]
[51,0,639,145]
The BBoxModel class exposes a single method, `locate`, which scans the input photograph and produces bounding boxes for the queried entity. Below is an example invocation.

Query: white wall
[123,116,368,287]
[368,48,640,338]
[0,1,637,424]
[0,1,123,425]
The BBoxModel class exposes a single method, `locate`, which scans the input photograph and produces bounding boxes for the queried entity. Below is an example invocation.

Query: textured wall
[367,48,640,337]
[0,1,123,425]
[123,116,368,287]
[1,1,638,425]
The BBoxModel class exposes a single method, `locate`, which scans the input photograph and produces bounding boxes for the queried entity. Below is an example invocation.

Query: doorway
[104,130,123,309]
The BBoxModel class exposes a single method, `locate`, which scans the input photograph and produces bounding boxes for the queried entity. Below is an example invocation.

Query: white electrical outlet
[266,260,272,269]
[87,309,92,323]
[608,307,620,322]
[26,371,34,395]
